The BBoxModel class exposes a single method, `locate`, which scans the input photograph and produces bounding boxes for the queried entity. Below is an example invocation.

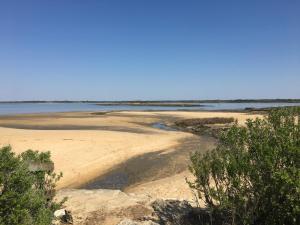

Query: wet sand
[0,111,261,198]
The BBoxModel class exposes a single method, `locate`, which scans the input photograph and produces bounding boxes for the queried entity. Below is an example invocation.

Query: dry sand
[0,111,261,197]
[55,189,153,225]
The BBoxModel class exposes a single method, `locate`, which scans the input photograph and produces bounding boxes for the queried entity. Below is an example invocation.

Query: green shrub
[188,107,300,225]
[0,146,63,225]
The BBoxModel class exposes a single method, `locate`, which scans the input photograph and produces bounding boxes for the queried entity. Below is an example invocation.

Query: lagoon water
[0,102,300,115]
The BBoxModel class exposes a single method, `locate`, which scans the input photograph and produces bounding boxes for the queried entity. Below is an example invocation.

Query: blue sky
[0,0,299,100]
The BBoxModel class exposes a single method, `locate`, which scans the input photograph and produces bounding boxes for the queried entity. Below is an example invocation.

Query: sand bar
[0,111,261,190]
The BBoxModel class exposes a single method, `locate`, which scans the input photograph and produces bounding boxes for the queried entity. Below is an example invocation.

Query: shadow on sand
[80,135,216,190]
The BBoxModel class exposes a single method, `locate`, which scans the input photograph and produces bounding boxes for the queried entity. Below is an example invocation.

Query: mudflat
[0,111,261,199]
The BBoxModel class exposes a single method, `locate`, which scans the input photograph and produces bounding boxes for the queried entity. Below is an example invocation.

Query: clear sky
[0,0,299,101]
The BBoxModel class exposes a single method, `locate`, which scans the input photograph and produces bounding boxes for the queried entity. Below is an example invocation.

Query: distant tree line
[1,99,300,104]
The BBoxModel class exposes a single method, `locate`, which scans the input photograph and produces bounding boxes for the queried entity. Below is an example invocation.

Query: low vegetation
[175,117,235,137]
[0,146,63,225]
[175,117,235,127]
[188,107,300,224]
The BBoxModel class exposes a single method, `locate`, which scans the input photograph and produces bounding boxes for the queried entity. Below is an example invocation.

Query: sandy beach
[0,111,261,198]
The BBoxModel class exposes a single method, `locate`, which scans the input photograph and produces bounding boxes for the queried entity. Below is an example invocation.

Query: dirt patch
[84,205,152,225]
[90,112,109,116]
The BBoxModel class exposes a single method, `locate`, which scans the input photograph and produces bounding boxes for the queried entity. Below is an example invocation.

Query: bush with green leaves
[188,107,300,225]
[0,146,64,225]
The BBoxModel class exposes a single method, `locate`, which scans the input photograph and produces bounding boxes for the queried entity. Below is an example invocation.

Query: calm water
[0,102,300,115]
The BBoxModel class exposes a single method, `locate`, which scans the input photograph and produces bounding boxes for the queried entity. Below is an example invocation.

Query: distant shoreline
[1,99,300,104]
[0,101,299,116]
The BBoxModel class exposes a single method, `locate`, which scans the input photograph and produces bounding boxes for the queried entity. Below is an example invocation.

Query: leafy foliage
[188,107,300,225]
[0,146,63,225]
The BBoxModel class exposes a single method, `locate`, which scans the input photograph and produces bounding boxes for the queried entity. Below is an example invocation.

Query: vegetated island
[95,102,207,107]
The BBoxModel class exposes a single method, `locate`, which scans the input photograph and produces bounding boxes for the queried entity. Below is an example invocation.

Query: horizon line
[1,98,300,103]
